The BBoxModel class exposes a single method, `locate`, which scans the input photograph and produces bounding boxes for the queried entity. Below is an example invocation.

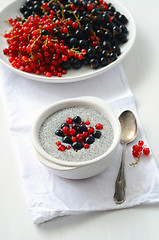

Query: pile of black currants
[20,0,129,70]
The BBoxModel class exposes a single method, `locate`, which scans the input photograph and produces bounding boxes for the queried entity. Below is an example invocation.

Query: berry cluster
[130,140,150,166]
[3,0,128,77]
[55,115,103,151]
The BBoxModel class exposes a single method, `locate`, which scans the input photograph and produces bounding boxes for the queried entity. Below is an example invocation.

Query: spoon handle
[114,142,127,204]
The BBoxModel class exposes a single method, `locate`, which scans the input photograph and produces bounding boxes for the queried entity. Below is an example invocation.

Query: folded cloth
[0,63,159,224]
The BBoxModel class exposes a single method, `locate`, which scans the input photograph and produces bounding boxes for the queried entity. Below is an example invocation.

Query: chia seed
[39,107,114,162]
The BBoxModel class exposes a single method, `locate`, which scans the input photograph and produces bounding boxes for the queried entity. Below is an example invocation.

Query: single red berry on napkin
[138,140,144,146]
[132,151,139,158]
[143,148,150,155]
[132,144,138,152]
[132,142,143,153]
[136,145,143,152]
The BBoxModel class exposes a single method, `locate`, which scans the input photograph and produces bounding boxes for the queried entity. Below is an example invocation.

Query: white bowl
[31,96,121,179]
[0,0,136,83]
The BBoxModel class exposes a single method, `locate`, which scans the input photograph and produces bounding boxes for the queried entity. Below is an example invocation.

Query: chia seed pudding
[39,107,114,162]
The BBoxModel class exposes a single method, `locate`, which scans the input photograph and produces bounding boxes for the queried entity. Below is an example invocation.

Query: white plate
[0,0,136,83]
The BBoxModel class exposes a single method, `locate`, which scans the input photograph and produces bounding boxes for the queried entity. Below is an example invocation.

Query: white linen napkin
[0,63,159,224]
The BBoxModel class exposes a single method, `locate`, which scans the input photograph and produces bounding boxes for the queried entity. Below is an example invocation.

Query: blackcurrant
[100,57,108,66]
[72,142,83,150]
[79,124,87,133]
[41,29,50,36]
[85,136,95,144]
[61,60,71,70]
[87,46,95,57]
[55,129,63,137]
[73,116,81,123]
[69,38,79,48]
[93,131,101,138]
[72,59,82,69]
[90,58,100,69]
[62,136,72,144]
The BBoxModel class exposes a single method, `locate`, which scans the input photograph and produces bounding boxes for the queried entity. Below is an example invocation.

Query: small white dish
[31,96,121,179]
[0,0,136,83]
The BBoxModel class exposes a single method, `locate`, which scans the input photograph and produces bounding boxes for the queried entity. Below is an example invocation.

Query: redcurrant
[138,140,144,146]
[56,141,61,146]
[132,151,139,158]
[66,117,73,124]
[58,145,66,151]
[87,127,94,134]
[76,134,84,142]
[143,148,150,155]
[62,126,69,135]
[95,123,103,130]
[69,128,76,136]
[84,143,90,149]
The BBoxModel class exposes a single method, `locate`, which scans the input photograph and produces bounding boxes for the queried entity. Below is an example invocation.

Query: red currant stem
[65,4,72,8]
[129,159,139,167]
[37,59,41,66]
[28,33,41,58]
[48,0,56,4]
[142,145,146,149]
[41,7,45,13]
[100,27,109,32]
[70,47,80,54]
[51,38,58,42]
[56,10,63,22]
[69,11,81,28]
[129,152,142,167]
[57,1,65,19]
[31,32,41,48]
[10,35,20,39]
[71,47,79,51]
[92,31,100,43]
[44,35,49,47]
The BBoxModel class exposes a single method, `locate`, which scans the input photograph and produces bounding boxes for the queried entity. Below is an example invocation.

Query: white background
[0,0,159,239]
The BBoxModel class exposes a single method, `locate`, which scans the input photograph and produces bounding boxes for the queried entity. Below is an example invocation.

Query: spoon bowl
[114,110,138,204]
[120,110,138,144]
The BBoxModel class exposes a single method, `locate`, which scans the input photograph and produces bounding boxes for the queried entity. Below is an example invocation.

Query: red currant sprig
[130,140,150,166]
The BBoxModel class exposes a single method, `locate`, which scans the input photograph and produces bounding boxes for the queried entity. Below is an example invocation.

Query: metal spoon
[114,110,138,204]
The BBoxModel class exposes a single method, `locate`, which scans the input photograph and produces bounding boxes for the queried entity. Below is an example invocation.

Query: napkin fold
[0,63,159,224]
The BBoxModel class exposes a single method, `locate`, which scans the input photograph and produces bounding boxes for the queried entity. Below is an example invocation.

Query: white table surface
[0,0,159,239]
